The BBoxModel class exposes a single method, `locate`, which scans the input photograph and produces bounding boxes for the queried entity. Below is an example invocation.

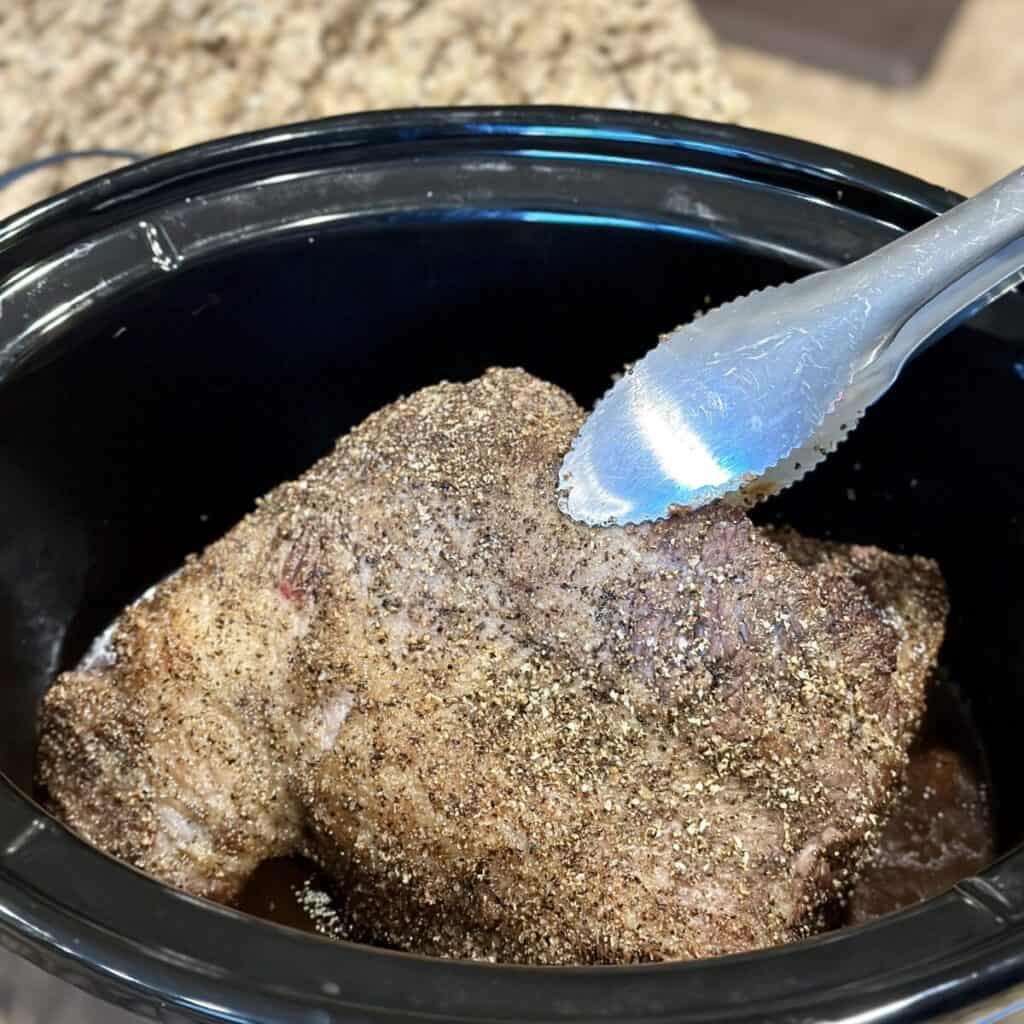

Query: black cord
[0,149,143,191]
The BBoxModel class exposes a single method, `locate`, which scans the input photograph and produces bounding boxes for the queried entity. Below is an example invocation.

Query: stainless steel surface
[0,944,140,1024]
[694,0,964,86]
[559,166,1024,526]
[930,977,1024,1022]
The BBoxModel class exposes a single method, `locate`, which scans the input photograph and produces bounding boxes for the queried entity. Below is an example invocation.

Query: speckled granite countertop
[0,0,745,218]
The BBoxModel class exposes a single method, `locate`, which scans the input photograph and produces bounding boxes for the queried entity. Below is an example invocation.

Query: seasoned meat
[37,368,947,963]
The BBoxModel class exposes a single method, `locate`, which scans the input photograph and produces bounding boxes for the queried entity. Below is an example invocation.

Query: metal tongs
[559,167,1024,526]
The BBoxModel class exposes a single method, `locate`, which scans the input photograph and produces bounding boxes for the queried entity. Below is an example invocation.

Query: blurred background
[0,0,1020,1020]
[0,0,1019,222]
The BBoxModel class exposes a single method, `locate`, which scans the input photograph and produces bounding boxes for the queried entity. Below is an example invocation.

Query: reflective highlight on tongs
[559,167,1024,526]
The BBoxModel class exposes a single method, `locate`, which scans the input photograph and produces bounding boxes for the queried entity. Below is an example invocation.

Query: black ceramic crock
[2,108,1024,1024]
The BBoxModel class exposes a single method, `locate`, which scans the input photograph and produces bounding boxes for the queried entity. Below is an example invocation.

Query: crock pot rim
[1,105,1022,1024]
[0,104,958,256]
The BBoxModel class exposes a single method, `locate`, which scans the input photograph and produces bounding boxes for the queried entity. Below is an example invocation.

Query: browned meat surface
[37,368,947,963]
[232,687,996,937]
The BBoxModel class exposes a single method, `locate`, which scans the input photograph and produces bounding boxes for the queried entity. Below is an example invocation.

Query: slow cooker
[2,108,1023,1023]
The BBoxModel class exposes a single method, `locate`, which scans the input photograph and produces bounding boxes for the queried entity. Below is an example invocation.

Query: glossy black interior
[1,109,1024,1023]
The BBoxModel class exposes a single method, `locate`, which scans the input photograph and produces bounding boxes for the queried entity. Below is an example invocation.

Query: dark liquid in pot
[843,672,994,925]
[236,857,331,935]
